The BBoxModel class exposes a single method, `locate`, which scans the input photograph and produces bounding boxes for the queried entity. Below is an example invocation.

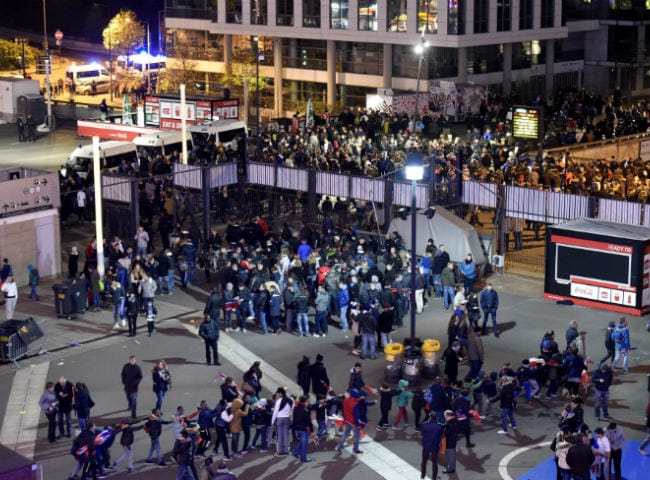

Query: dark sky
[0,0,164,42]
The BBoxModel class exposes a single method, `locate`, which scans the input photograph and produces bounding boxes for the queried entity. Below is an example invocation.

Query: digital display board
[512,106,540,140]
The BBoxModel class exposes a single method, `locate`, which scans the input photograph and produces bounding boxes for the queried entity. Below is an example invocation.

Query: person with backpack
[611,317,631,374]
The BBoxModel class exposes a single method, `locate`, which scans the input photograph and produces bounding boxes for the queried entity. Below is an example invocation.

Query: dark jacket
[592,366,613,392]
[172,437,192,466]
[379,386,399,412]
[490,381,516,409]
[54,380,74,413]
[204,291,225,319]
[199,317,219,341]
[121,362,143,394]
[291,403,313,431]
[419,418,444,451]
[566,442,595,477]
[444,417,459,449]
[73,388,94,419]
[297,356,311,393]
[309,360,330,395]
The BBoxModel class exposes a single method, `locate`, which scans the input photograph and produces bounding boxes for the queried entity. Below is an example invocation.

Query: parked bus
[67,141,138,179]
[188,119,247,151]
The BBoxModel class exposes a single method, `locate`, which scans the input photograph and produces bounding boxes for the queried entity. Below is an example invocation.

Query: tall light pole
[41,0,54,131]
[405,153,424,357]
[413,34,430,126]
[254,36,263,159]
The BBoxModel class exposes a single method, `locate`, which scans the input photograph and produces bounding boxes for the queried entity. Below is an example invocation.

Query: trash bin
[421,339,441,379]
[402,339,423,387]
[53,282,77,319]
[384,343,403,383]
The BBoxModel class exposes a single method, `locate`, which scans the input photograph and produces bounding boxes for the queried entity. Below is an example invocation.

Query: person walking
[124,291,138,337]
[334,389,364,456]
[172,430,196,480]
[121,355,143,418]
[592,363,613,421]
[489,375,517,435]
[291,395,315,463]
[600,321,617,366]
[566,320,580,349]
[27,264,40,301]
[611,317,631,374]
[39,381,58,443]
[479,283,499,337]
[112,418,139,473]
[1,276,18,320]
[442,410,459,474]
[418,411,445,480]
[466,329,485,381]
[152,360,171,413]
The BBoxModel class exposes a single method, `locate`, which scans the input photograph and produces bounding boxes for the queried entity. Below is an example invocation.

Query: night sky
[0,0,163,42]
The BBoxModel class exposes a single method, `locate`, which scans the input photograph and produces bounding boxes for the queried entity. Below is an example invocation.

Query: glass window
[277,0,294,26]
[519,0,533,30]
[281,80,327,112]
[474,0,488,33]
[331,1,349,29]
[358,1,379,31]
[251,0,268,25]
[448,0,465,35]
[226,0,243,24]
[388,0,408,32]
[338,41,383,74]
[417,0,438,33]
[304,0,321,27]
[497,0,511,32]
[282,39,327,70]
[392,44,457,78]
[512,41,544,69]
[466,44,503,74]
[541,0,554,28]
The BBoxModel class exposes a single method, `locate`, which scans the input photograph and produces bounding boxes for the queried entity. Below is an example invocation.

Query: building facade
[164,0,650,119]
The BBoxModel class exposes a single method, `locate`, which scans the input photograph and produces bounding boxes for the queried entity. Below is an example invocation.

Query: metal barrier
[0,317,47,368]
[598,198,643,225]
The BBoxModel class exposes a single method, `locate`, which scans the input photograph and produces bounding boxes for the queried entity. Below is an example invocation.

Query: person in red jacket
[334,389,363,456]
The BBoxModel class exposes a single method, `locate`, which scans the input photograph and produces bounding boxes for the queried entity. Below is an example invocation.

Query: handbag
[242,381,255,394]
[439,434,447,455]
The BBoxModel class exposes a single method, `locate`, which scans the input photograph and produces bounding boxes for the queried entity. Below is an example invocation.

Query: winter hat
[349,388,360,398]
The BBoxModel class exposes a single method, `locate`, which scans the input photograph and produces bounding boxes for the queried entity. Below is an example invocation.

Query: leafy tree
[102,9,145,66]
[0,38,38,72]
[157,42,200,95]
[221,41,269,121]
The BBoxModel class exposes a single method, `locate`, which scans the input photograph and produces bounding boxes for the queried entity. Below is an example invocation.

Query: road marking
[181,320,424,480]
[498,440,552,480]
[0,362,50,460]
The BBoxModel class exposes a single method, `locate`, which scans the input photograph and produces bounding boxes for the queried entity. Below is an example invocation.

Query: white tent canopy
[388,206,487,266]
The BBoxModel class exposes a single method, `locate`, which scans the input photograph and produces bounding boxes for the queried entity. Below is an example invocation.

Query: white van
[66,64,111,94]
[133,130,191,159]
[67,140,138,178]
[189,119,247,151]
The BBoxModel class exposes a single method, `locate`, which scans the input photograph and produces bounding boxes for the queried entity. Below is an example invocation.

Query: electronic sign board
[512,106,540,140]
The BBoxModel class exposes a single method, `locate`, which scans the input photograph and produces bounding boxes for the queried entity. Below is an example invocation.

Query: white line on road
[0,362,50,460]
[180,320,425,480]
[498,440,552,480]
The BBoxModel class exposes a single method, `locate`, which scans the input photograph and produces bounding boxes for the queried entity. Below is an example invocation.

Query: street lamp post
[405,153,424,356]
[413,36,430,126]
[254,37,263,159]
[41,0,54,131]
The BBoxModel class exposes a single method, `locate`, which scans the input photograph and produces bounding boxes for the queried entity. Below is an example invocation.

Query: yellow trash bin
[421,339,441,367]
[384,342,404,362]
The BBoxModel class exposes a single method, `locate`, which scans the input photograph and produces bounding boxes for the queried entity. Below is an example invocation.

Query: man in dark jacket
[566,434,595,480]
[172,430,194,479]
[489,376,517,434]
[358,307,377,360]
[54,376,74,438]
[121,355,143,418]
[592,363,613,420]
[309,354,330,396]
[419,411,445,480]
[290,395,315,462]
[199,314,221,366]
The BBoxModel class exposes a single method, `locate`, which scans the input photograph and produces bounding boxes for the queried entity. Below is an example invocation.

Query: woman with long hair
[152,360,171,412]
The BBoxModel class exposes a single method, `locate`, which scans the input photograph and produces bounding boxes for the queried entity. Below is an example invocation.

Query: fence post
[383,179,393,233]
[202,165,211,243]
[496,184,506,255]
[130,178,140,234]
[306,169,317,224]
[588,196,597,219]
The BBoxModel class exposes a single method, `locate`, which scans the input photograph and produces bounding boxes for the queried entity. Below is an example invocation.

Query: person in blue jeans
[480,283,500,337]
[181,238,197,287]
[489,376,517,434]
[314,287,330,337]
[291,396,315,462]
[611,317,631,373]
[335,389,364,455]
[441,263,457,310]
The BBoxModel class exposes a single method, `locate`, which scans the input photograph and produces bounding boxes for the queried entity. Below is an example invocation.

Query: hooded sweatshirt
[396,379,414,407]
